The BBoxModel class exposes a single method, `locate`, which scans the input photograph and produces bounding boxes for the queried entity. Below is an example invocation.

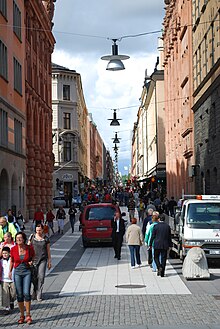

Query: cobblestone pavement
[1,208,220,328]
[1,294,220,328]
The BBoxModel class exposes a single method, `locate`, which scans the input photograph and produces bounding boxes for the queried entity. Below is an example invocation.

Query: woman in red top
[9,232,35,324]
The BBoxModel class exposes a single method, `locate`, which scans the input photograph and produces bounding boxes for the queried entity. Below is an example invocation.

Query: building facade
[131,42,165,193]
[163,0,194,199]
[89,114,103,182]
[0,0,26,215]
[25,0,55,218]
[192,0,220,194]
[52,64,89,198]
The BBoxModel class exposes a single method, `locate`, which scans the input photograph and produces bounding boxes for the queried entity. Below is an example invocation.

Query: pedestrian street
[60,243,191,296]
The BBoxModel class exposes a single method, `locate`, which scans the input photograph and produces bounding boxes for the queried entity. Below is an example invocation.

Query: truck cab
[171,195,220,260]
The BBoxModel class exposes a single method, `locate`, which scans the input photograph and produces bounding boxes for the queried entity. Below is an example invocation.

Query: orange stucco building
[0,0,26,215]
[163,0,195,199]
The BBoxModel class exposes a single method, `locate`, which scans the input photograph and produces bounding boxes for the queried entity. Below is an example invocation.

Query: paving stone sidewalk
[1,294,220,328]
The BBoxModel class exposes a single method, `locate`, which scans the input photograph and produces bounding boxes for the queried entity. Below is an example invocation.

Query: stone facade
[52,64,89,197]
[131,41,165,191]
[25,0,55,217]
[192,0,220,194]
[163,0,194,199]
[0,0,26,215]
[89,114,103,181]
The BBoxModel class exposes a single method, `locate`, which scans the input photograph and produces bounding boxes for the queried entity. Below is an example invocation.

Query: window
[0,0,7,18]
[14,119,22,153]
[86,206,116,221]
[63,113,71,129]
[13,0,22,41]
[0,108,8,146]
[0,39,7,80]
[14,57,22,95]
[63,85,70,100]
[63,141,71,161]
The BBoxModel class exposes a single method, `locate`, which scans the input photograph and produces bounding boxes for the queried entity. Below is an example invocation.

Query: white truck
[167,195,220,261]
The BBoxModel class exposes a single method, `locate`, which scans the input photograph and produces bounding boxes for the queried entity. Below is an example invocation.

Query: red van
[81,203,125,247]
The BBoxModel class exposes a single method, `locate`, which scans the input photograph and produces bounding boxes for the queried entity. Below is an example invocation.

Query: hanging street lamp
[101,39,130,71]
[108,109,122,126]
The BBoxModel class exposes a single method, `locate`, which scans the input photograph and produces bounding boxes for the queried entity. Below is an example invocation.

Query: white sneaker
[131,266,135,269]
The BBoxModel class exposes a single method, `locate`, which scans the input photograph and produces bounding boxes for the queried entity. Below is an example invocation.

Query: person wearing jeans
[28,224,51,301]
[149,214,172,277]
[126,218,143,268]
[144,211,160,272]
[9,232,35,325]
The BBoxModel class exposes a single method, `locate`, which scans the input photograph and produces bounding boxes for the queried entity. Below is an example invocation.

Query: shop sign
[62,173,73,180]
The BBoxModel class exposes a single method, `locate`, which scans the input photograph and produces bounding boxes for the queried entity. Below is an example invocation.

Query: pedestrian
[68,204,77,233]
[111,210,125,260]
[145,211,160,272]
[6,209,20,232]
[0,246,16,315]
[28,224,52,301]
[126,217,143,269]
[142,208,154,266]
[137,198,145,222]
[33,207,44,227]
[46,209,55,234]
[56,206,66,234]
[16,210,25,231]
[149,214,172,277]
[168,196,177,217]
[9,232,35,324]
[127,197,135,221]
[0,232,15,257]
[68,191,73,207]
[0,217,17,242]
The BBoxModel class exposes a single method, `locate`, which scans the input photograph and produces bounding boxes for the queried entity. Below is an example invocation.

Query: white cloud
[52,1,165,173]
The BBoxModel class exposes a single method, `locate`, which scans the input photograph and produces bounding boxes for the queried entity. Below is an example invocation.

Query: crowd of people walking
[0,186,177,324]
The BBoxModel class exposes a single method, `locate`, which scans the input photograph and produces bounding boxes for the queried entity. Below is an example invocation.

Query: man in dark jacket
[149,214,172,277]
[111,211,125,260]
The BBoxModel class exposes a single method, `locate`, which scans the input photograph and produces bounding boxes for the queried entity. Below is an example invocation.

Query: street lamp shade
[101,39,130,71]
[108,109,122,126]
[106,59,125,71]
[112,132,121,144]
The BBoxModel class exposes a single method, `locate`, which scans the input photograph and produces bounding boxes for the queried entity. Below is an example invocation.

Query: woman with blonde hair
[126,218,143,269]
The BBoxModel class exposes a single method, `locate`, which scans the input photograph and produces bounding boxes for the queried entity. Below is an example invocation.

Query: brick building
[163,0,194,199]
[25,0,56,217]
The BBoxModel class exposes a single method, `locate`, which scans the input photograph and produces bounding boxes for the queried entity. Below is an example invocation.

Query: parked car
[81,203,126,247]
[53,196,78,208]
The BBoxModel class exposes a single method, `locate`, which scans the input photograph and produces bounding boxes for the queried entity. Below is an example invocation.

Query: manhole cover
[213,295,220,300]
[73,267,97,271]
[115,284,146,289]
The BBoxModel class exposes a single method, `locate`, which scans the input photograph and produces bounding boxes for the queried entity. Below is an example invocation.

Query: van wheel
[82,238,88,248]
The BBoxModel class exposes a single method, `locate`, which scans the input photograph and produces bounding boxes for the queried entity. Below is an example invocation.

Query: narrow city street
[1,208,220,329]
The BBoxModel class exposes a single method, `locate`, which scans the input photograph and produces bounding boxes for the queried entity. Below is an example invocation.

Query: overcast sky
[52,0,165,175]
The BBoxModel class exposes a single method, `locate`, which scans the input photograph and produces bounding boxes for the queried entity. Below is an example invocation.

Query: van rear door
[84,205,117,240]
